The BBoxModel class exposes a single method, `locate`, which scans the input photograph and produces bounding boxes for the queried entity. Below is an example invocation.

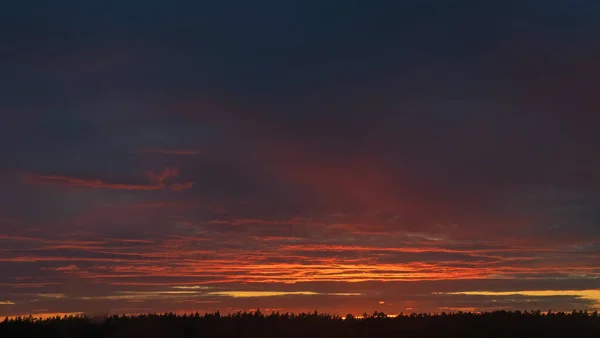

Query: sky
[1,0,600,318]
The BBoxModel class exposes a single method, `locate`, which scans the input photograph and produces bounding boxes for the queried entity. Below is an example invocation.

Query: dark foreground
[1,310,599,338]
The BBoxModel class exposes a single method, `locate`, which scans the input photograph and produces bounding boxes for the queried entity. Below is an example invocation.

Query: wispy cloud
[207,291,363,298]
[32,293,66,299]
[436,290,600,306]
[142,148,202,155]
[170,286,212,290]
[21,174,165,191]
[170,182,195,191]
[144,167,180,185]
[79,291,207,301]
[44,265,79,272]
[21,167,191,192]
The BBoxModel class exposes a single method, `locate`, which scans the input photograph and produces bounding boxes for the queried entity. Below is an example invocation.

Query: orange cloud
[45,265,79,272]
[2,231,598,295]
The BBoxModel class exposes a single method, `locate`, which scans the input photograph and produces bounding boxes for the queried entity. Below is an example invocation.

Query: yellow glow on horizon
[208,291,318,298]
[170,285,212,290]
[207,291,363,298]
[437,289,600,306]
[37,293,66,299]
[344,314,399,319]
[6,312,84,320]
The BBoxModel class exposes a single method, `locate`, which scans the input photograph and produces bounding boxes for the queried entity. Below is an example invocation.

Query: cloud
[144,167,180,185]
[142,148,202,155]
[48,265,79,272]
[207,291,363,298]
[170,286,212,290]
[206,218,287,226]
[170,182,195,192]
[32,293,66,299]
[79,291,207,301]
[21,173,165,191]
[436,290,600,307]
[20,167,191,192]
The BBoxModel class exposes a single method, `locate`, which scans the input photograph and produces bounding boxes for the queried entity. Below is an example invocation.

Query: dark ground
[1,310,599,338]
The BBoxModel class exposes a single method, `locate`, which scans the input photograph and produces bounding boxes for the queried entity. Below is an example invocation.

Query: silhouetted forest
[1,310,599,338]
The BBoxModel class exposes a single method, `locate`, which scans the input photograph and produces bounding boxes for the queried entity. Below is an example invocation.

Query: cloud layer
[1,0,599,317]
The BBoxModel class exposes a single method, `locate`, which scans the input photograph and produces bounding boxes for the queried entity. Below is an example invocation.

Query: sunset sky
[1,1,599,318]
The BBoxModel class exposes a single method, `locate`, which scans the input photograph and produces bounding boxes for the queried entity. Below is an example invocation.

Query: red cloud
[42,265,79,272]
[22,174,165,191]
[170,182,195,191]
[21,167,188,191]
[144,167,180,184]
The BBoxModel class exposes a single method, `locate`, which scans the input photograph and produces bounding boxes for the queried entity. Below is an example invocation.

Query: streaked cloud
[142,149,202,155]
[170,286,212,290]
[79,291,207,301]
[207,291,363,298]
[33,294,66,299]
[170,182,195,192]
[437,290,600,307]
[20,167,192,192]
[144,167,180,185]
[21,173,165,191]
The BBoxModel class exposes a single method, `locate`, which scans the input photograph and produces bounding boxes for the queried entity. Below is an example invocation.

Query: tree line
[1,309,599,337]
